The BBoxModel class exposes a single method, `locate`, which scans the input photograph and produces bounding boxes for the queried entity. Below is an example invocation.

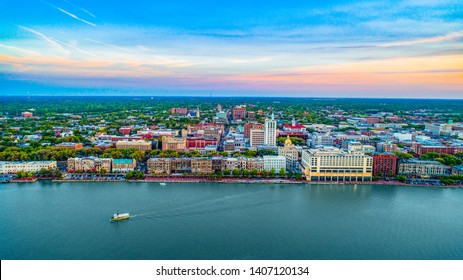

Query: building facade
[398,159,449,177]
[301,147,373,182]
[0,161,57,174]
[278,136,299,171]
[373,154,398,177]
[112,159,136,172]
[116,140,152,151]
[263,156,286,172]
[67,157,112,172]
[264,114,277,146]
[161,137,187,152]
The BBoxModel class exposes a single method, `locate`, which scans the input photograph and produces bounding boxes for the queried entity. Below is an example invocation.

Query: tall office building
[264,113,277,146]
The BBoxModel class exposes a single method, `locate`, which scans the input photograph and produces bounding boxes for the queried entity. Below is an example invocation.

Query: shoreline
[4,177,461,189]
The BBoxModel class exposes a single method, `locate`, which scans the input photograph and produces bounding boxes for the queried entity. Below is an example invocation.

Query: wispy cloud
[55,7,96,26]
[377,30,463,48]
[63,0,96,18]
[17,25,68,53]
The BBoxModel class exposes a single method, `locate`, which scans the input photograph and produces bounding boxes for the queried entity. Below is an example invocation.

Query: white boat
[110,212,130,222]
[160,183,166,186]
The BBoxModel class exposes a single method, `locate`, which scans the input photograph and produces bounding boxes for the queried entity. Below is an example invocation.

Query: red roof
[282,124,306,129]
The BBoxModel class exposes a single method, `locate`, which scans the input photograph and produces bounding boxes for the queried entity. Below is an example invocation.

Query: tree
[232,168,240,177]
[250,168,258,178]
[287,171,294,179]
[223,169,231,176]
[396,175,406,183]
[100,168,107,175]
[242,169,249,177]
[279,168,286,178]
[295,173,302,180]
[269,168,276,177]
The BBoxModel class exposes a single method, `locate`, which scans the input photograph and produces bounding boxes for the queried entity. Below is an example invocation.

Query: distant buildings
[452,165,463,176]
[161,136,186,151]
[56,142,83,150]
[116,140,152,151]
[232,105,246,120]
[21,112,33,118]
[301,147,373,182]
[119,126,132,135]
[0,161,57,174]
[170,108,188,115]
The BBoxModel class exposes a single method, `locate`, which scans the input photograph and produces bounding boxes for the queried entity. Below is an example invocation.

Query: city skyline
[0,0,462,98]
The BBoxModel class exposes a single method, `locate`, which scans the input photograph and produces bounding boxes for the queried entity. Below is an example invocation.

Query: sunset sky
[0,0,462,98]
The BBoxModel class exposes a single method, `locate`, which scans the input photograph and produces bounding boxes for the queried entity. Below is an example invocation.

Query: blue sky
[0,0,462,97]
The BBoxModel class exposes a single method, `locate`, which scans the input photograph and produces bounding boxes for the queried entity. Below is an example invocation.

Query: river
[1,181,462,259]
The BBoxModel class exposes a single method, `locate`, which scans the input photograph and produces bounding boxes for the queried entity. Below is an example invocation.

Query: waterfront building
[373,154,398,177]
[232,105,247,120]
[112,159,136,173]
[452,165,463,176]
[249,128,265,148]
[278,136,299,171]
[55,142,83,150]
[161,136,186,152]
[0,161,57,174]
[147,158,171,175]
[191,158,213,174]
[67,157,112,173]
[264,114,277,147]
[398,159,449,178]
[301,147,373,182]
[247,158,265,172]
[116,140,152,151]
[222,157,247,171]
[211,157,223,172]
[263,156,286,172]
[170,158,191,173]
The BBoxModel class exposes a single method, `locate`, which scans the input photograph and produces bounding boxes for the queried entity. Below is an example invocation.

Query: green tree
[279,168,286,177]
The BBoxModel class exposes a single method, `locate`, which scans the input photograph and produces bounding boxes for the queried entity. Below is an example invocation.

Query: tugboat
[110,211,130,222]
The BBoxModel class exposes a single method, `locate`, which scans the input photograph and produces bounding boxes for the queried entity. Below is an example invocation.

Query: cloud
[17,25,68,54]
[63,0,96,18]
[55,7,96,26]
[377,30,463,48]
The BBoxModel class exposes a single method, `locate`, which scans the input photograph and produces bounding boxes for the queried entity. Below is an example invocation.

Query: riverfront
[1,181,463,260]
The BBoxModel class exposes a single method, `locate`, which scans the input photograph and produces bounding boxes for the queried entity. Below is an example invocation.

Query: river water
[1,181,462,259]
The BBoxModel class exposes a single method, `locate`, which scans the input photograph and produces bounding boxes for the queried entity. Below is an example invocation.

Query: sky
[0,0,462,98]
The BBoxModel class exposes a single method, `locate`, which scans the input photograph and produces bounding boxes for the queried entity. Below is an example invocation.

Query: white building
[263,156,286,172]
[0,161,57,174]
[264,114,277,147]
[301,147,373,182]
[393,133,412,142]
